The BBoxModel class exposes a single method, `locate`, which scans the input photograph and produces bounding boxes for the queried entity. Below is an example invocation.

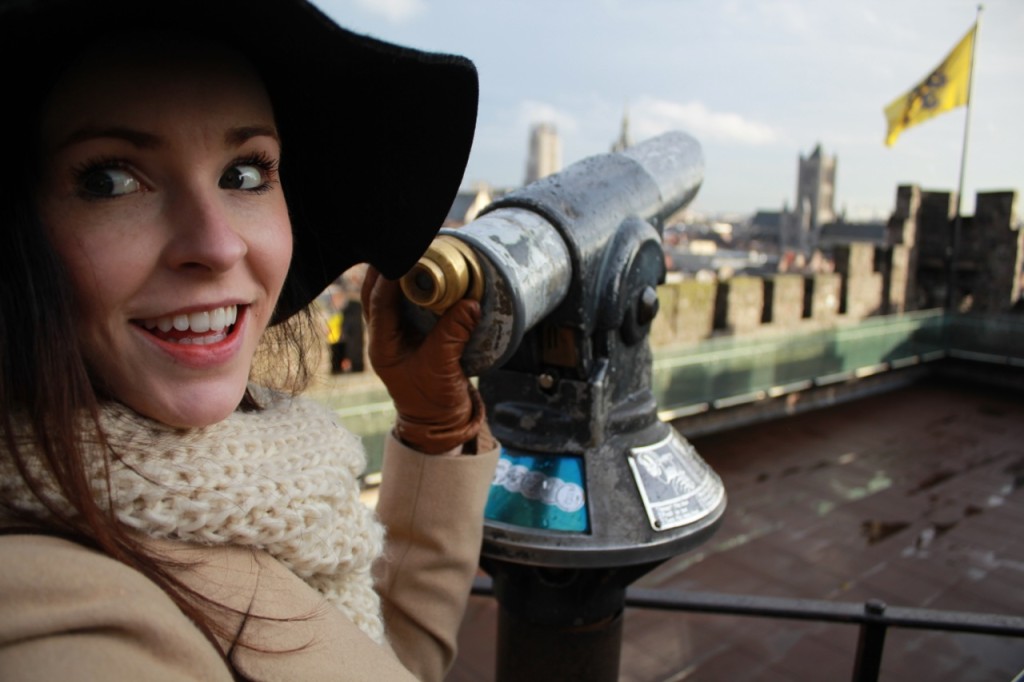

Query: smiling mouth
[136,305,241,345]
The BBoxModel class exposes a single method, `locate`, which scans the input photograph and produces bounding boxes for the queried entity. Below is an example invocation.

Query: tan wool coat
[0,434,499,682]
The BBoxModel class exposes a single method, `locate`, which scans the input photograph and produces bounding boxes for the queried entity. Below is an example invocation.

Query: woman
[0,1,497,680]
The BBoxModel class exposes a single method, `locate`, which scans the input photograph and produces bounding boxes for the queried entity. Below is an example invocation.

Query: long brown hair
[0,39,320,674]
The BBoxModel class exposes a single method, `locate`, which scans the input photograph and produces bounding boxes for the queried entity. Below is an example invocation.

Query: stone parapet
[648,186,1019,346]
[714,276,765,334]
[763,275,804,328]
[651,278,716,346]
[804,273,841,321]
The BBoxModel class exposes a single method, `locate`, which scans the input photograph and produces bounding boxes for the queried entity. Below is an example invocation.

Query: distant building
[444,184,492,227]
[748,210,784,246]
[818,220,887,249]
[797,144,837,228]
[611,108,633,153]
[524,123,561,185]
[781,143,837,255]
[752,143,850,262]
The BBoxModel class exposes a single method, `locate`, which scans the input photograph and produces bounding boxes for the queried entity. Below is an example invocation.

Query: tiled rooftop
[447,376,1024,681]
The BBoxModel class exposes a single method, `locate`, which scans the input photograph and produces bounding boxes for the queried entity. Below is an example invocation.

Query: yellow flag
[884,23,976,147]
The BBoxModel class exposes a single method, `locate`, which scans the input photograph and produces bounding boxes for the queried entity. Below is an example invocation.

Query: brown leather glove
[361,267,493,455]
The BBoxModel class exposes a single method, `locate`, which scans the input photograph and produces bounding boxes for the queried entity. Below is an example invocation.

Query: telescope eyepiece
[403,259,446,308]
[400,235,484,315]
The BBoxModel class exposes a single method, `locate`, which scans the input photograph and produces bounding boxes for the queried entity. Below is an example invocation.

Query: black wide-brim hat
[0,0,478,323]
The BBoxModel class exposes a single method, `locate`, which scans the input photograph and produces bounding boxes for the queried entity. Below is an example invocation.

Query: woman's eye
[220,164,265,191]
[79,168,141,197]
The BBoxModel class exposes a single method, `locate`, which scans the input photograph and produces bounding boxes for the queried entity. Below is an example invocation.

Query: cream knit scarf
[0,389,386,644]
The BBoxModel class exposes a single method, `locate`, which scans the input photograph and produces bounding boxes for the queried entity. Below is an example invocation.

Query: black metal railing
[470,576,1024,682]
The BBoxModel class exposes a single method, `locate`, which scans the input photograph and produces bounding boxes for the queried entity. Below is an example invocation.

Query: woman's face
[36,40,293,428]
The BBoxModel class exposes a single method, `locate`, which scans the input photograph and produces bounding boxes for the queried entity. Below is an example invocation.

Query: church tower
[524,123,562,185]
[794,143,837,253]
[611,107,633,153]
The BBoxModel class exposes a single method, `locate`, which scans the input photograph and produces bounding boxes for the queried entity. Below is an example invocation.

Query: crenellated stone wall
[650,278,717,346]
[886,186,1021,312]
[834,243,884,318]
[714,276,764,333]
[650,186,1021,348]
[805,273,842,322]
[653,253,879,347]
[884,245,914,314]
[967,191,1022,312]
[763,275,804,326]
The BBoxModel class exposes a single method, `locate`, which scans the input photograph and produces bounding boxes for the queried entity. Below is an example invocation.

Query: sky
[315,0,1024,220]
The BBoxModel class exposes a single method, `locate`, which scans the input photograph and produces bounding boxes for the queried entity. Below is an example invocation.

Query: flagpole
[947,5,983,311]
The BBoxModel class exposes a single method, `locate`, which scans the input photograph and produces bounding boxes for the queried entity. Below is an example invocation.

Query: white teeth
[209,307,226,332]
[142,305,239,338]
[176,331,227,345]
[190,311,211,333]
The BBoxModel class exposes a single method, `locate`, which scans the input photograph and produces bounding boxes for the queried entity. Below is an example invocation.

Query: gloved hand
[361,267,493,455]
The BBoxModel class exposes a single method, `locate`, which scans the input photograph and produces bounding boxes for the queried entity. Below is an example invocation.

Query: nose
[162,186,247,273]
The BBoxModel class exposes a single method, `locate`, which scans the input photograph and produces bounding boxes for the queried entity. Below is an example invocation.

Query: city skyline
[319,0,1024,220]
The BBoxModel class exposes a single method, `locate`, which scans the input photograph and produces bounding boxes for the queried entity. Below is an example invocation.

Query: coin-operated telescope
[402,131,726,681]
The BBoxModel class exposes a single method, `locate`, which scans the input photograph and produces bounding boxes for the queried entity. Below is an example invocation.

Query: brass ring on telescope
[400,235,483,315]
[445,237,484,303]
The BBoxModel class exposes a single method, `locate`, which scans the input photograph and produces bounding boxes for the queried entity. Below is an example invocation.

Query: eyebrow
[225,125,280,147]
[53,124,280,152]
[55,126,161,151]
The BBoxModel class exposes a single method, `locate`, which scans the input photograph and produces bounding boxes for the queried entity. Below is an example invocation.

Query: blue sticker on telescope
[485,449,589,532]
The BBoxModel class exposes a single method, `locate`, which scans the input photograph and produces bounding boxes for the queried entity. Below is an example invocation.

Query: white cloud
[721,0,814,36]
[630,97,780,146]
[351,0,425,23]
[517,100,579,135]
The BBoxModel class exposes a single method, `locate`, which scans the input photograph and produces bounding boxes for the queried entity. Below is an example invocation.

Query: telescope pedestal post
[483,560,659,682]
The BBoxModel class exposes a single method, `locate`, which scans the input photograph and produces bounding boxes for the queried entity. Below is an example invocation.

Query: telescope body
[409,131,704,376]
[405,131,724,571]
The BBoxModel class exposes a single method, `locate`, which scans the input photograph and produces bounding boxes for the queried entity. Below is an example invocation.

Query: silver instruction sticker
[628,432,724,531]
